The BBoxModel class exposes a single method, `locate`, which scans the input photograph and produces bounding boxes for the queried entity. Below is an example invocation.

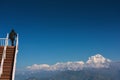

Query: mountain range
[26,54,111,71]
[15,54,120,80]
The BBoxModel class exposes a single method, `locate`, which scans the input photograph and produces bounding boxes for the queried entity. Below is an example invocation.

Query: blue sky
[0,0,120,69]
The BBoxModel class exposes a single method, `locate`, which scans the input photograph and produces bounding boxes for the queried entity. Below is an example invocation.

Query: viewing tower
[0,34,18,80]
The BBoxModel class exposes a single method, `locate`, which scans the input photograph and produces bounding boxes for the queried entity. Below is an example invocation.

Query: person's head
[11,29,15,32]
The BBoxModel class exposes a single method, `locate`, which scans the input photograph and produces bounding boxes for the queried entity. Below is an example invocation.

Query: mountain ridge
[15,54,120,80]
[27,54,111,71]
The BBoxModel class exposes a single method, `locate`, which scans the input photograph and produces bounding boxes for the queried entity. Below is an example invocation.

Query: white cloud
[26,54,111,71]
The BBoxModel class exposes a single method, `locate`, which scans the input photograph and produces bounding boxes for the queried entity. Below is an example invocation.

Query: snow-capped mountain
[86,54,111,68]
[27,54,111,71]
[16,54,120,80]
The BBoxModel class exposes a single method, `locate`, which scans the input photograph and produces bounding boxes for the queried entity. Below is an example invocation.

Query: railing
[0,38,7,46]
[12,34,18,80]
[0,34,9,77]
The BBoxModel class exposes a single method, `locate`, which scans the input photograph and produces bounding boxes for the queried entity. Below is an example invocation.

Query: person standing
[9,29,17,46]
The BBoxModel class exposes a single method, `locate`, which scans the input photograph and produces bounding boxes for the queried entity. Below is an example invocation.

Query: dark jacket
[9,30,17,40]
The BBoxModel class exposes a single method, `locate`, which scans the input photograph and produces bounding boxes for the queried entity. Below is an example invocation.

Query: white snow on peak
[50,61,84,71]
[27,54,111,71]
[86,54,111,68]
[27,64,50,70]
[27,61,84,71]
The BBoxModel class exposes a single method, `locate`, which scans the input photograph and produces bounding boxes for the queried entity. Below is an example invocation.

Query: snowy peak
[87,54,111,64]
[86,54,111,68]
[27,54,111,71]
[51,61,84,71]
[27,64,50,70]
[27,61,85,71]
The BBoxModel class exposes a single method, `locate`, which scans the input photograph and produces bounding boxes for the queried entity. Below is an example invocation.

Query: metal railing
[0,34,9,77]
[0,38,7,46]
[12,34,18,80]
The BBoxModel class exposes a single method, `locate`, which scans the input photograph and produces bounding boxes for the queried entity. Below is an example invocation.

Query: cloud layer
[27,54,111,71]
